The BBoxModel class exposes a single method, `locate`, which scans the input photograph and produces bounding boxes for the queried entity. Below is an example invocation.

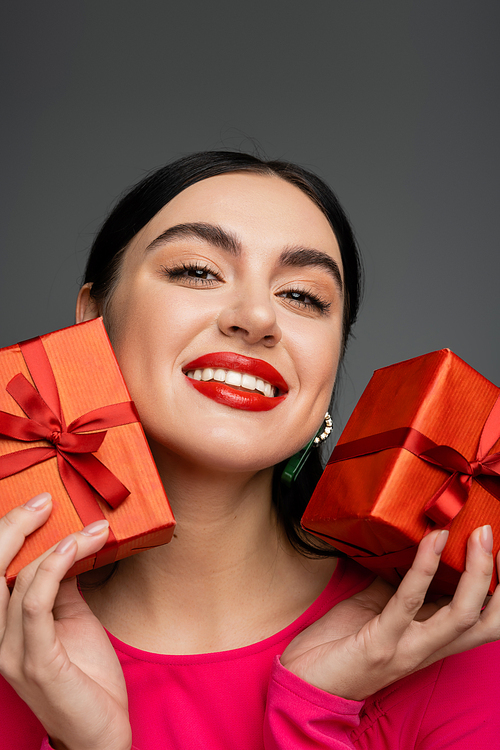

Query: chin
[148,433,289,476]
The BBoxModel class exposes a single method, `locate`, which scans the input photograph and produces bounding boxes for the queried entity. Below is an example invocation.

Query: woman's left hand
[281,526,500,701]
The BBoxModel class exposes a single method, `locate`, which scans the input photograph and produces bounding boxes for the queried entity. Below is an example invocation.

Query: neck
[81,447,336,654]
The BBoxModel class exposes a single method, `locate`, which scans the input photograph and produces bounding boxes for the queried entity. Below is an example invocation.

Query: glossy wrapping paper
[302,350,500,595]
[0,318,175,586]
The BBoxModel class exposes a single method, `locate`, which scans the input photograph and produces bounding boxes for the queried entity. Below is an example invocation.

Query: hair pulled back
[84,151,363,558]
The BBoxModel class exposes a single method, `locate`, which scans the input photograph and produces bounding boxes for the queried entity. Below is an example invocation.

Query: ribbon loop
[0,334,140,538]
[420,445,472,476]
[7,372,62,432]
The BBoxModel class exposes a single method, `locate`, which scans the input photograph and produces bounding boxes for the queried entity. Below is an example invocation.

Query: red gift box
[302,350,500,595]
[0,318,175,585]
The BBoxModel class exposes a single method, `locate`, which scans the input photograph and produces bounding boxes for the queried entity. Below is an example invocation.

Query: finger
[425,526,495,648]
[462,548,500,639]
[418,549,500,665]
[3,521,109,655]
[443,525,494,627]
[0,494,53,631]
[10,517,110,598]
[53,577,91,621]
[21,522,110,671]
[377,529,448,642]
[0,494,53,576]
[410,526,494,661]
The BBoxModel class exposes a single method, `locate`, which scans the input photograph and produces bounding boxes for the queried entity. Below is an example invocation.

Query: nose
[217,288,282,347]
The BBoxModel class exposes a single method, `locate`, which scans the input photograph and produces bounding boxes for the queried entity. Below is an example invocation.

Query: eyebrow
[279,247,343,295]
[145,222,240,255]
[146,221,343,294]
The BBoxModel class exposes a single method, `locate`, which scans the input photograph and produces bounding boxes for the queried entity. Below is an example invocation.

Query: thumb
[52,578,90,620]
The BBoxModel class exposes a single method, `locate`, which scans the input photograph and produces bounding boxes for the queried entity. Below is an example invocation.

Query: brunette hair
[83,151,363,558]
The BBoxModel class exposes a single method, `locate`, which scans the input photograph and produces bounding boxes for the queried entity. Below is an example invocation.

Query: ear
[76,283,100,323]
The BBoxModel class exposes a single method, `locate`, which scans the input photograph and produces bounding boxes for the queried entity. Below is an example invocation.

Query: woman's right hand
[0,493,132,750]
[281,526,500,702]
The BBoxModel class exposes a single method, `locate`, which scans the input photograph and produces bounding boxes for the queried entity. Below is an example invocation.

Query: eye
[159,262,222,285]
[184,265,218,280]
[277,287,331,313]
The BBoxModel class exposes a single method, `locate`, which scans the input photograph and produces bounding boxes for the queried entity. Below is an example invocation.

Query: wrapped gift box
[302,350,500,595]
[0,318,175,586]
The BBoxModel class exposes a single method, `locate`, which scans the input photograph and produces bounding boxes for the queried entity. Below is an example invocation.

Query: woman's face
[81,173,345,473]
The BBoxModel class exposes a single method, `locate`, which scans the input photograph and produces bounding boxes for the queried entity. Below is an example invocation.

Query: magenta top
[2,558,499,749]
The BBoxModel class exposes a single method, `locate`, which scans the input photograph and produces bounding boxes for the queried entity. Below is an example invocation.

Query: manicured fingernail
[434,530,449,555]
[81,520,109,536]
[55,535,77,555]
[23,492,52,511]
[481,525,493,554]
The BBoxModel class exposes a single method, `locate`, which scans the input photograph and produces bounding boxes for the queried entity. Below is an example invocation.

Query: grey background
[1,1,499,434]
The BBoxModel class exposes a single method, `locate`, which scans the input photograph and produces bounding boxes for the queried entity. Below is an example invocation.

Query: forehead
[128,172,341,263]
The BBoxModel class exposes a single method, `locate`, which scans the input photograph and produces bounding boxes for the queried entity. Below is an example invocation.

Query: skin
[0,173,499,750]
[76,174,344,655]
[98,173,344,476]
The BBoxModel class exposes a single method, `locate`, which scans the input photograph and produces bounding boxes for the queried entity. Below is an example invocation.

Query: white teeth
[225,370,242,387]
[186,367,276,396]
[241,373,256,390]
[255,378,266,394]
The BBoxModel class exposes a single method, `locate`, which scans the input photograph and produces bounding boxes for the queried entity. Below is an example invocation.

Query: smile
[186,368,276,397]
[183,352,288,412]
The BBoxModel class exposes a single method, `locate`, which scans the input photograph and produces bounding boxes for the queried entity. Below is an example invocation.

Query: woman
[0,151,499,750]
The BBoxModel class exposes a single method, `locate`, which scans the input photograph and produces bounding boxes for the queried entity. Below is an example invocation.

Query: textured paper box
[302,350,500,595]
[0,318,175,585]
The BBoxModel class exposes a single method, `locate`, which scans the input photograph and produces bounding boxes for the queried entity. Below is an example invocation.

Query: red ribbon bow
[0,335,140,562]
[328,393,500,528]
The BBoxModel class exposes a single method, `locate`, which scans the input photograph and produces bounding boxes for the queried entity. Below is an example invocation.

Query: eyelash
[160,262,221,285]
[278,288,331,314]
[160,262,331,313]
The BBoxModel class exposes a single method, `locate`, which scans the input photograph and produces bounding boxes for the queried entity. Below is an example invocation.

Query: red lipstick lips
[183,352,288,412]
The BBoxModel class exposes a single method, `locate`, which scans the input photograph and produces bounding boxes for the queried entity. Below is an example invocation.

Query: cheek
[295,321,342,399]
[102,282,165,393]
[103,279,210,404]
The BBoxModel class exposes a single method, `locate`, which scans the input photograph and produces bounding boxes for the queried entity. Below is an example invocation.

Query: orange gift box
[302,350,500,595]
[0,317,175,586]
